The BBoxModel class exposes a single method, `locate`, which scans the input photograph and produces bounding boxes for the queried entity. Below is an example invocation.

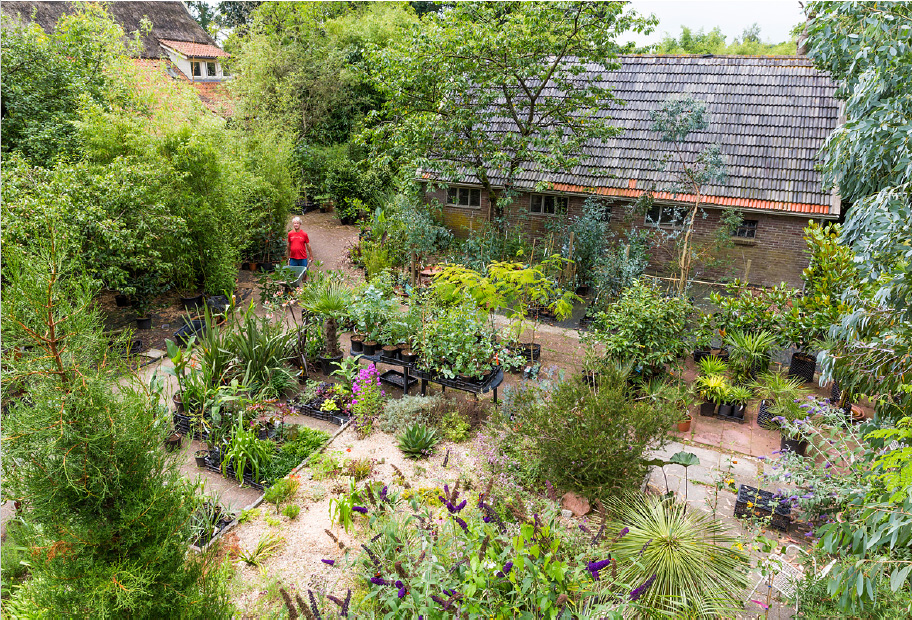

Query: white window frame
[205,61,217,77]
[529,193,567,216]
[645,204,685,229]
[446,187,481,209]
[191,60,202,77]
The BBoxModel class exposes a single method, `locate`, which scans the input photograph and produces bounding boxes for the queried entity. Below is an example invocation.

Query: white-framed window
[529,194,567,215]
[645,204,685,228]
[191,61,202,77]
[206,61,217,77]
[447,187,481,208]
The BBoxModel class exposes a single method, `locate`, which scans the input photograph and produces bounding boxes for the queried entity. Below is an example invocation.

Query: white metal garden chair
[746,544,836,613]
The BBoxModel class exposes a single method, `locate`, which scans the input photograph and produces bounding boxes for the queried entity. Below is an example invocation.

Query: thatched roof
[1,1,218,58]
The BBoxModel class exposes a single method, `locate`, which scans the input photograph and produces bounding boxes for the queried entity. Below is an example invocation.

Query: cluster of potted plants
[693,356,751,422]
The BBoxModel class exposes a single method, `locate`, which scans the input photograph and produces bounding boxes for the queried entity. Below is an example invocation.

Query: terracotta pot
[677,417,692,432]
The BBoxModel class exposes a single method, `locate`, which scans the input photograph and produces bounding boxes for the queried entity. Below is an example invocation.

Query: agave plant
[397,424,440,459]
[608,495,749,618]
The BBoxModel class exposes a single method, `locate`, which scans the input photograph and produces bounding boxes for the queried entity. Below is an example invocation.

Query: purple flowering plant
[350,363,385,438]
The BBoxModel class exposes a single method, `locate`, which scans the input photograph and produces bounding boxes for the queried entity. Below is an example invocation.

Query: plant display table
[413,366,504,403]
[350,350,417,395]
[349,350,503,401]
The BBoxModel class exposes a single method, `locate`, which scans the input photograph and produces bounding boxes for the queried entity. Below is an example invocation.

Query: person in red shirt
[287,217,313,269]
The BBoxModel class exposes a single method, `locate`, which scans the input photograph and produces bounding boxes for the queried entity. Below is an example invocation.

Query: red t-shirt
[288,230,309,259]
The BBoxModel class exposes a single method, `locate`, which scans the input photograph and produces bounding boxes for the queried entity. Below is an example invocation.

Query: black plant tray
[205,455,266,490]
[413,366,504,395]
[734,484,791,531]
[290,400,351,426]
[173,412,208,440]
[379,369,418,390]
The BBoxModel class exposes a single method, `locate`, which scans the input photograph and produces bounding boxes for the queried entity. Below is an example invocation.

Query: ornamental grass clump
[607,495,749,618]
[351,363,385,438]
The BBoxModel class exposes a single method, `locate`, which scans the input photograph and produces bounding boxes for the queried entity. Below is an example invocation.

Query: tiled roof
[428,55,840,216]
[159,39,229,59]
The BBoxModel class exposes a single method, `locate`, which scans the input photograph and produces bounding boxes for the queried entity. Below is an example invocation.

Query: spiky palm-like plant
[298,278,353,358]
[608,495,749,618]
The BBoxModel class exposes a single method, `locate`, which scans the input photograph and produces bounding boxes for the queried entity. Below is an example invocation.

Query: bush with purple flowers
[350,363,385,438]
[351,479,649,617]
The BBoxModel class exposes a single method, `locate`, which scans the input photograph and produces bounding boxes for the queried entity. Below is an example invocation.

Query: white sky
[626,1,807,46]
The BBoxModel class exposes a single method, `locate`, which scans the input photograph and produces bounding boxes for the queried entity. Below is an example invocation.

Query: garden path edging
[190,419,351,553]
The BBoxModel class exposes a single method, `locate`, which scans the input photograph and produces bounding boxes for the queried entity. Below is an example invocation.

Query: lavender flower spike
[587,558,612,581]
[369,576,388,586]
[629,574,657,601]
[321,559,335,566]
[352,506,368,514]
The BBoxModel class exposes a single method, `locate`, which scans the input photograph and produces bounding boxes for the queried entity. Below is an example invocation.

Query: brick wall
[425,186,820,288]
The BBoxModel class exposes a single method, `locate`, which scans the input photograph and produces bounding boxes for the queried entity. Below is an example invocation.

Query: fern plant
[397,424,440,459]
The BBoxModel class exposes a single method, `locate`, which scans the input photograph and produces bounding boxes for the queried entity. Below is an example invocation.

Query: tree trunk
[324,317,339,358]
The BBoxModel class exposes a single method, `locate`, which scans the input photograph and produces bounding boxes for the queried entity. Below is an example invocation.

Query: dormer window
[206,61,217,77]
[191,61,202,77]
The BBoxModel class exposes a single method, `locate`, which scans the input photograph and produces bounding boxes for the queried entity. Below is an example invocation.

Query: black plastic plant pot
[181,294,204,311]
[320,355,343,376]
[115,294,130,308]
[350,337,364,353]
[717,403,735,418]
[381,345,400,360]
[693,349,712,363]
[165,434,182,453]
[400,350,417,365]
[757,399,775,429]
[173,393,185,413]
[699,401,717,417]
[363,341,378,355]
[733,403,747,420]
[195,450,208,468]
[788,351,817,383]
[575,285,590,297]
[779,436,808,456]
[260,262,276,273]
[136,316,152,330]
[520,342,542,361]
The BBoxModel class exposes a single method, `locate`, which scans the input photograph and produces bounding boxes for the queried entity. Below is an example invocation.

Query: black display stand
[349,350,504,402]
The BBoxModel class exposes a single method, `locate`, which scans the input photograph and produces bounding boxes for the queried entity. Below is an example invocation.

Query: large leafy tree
[801,1,912,610]
[364,1,656,220]
[655,24,796,55]
[0,4,139,166]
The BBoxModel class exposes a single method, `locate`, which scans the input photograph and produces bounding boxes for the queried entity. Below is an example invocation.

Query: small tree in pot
[298,275,353,375]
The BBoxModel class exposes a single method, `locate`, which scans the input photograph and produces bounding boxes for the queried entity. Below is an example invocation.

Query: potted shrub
[751,372,807,430]
[725,329,777,383]
[723,385,753,421]
[298,276,354,376]
[694,374,728,417]
[128,272,163,330]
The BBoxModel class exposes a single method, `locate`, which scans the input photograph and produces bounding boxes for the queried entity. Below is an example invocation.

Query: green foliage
[354,485,643,617]
[222,423,275,483]
[238,532,284,567]
[282,504,302,520]
[297,274,354,357]
[238,508,261,524]
[586,279,691,375]
[794,565,912,618]
[439,409,472,443]
[0,5,138,165]
[1,6,295,297]
[366,2,656,215]
[397,424,441,459]
[725,329,777,381]
[647,93,729,292]
[693,373,730,404]
[361,239,392,279]
[264,477,301,513]
[785,222,864,350]
[707,279,792,339]
[608,495,750,617]
[751,372,810,426]
[655,24,796,55]
[380,394,446,433]
[512,369,678,500]
[329,479,367,533]
[229,307,296,397]
[0,232,232,616]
